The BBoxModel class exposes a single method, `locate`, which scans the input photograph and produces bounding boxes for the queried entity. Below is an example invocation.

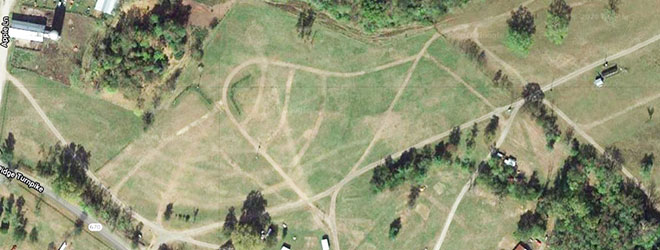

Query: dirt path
[424,53,496,109]
[7,75,67,144]
[241,63,267,126]
[432,105,520,250]
[289,76,327,167]
[470,28,526,85]
[583,91,660,129]
[221,58,331,233]
[543,100,637,180]
[326,33,441,249]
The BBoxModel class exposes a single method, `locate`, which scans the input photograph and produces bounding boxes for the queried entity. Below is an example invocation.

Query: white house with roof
[94,0,119,14]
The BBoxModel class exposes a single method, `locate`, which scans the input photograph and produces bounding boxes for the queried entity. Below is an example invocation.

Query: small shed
[58,241,68,250]
[593,75,604,87]
[281,243,291,250]
[601,64,620,78]
[321,235,330,250]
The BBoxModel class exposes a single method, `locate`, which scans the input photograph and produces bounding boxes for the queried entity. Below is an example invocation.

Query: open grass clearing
[0,83,58,167]
[546,40,660,124]
[10,70,143,171]
[198,1,433,98]
[476,0,660,86]
[588,98,660,193]
[426,37,514,107]
[439,186,529,250]
[334,164,471,250]
[499,113,571,181]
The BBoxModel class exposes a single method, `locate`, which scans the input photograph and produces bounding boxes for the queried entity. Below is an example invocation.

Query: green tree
[505,6,536,55]
[641,153,655,173]
[389,217,402,239]
[545,0,572,45]
[513,210,546,240]
[29,227,38,242]
[231,224,265,250]
[449,126,461,146]
[223,206,238,236]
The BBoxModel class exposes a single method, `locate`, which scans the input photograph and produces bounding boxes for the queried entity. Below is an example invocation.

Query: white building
[94,0,119,15]
[504,156,517,168]
[321,235,330,250]
[9,1,64,43]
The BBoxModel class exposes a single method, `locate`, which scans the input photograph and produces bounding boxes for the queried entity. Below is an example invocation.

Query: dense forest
[514,141,660,248]
[86,0,191,101]
[305,0,470,32]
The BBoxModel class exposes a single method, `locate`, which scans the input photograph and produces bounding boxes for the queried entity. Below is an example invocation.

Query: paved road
[0,0,16,105]
[0,166,130,250]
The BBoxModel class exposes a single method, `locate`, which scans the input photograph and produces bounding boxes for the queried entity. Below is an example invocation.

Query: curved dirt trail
[241,63,267,126]
[290,76,327,167]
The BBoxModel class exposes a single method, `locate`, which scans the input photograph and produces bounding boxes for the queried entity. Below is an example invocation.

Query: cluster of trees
[33,140,141,245]
[0,194,37,242]
[80,181,136,236]
[307,0,469,32]
[521,83,561,149]
[476,159,543,201]
[457,39,487,66]
[296,7,316,41]
[87,0,191,100]
[521,141,660,249]
[491,69,513,90]
[505,6,536,55]
[34,142,91,194]
[484,115,500,140]
[222,191,278,250]
[0,132,15,164]
[513,210,546,241]
[545,0,572,45]
[370,140,453,192]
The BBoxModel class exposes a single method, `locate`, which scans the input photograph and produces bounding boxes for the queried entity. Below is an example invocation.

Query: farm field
[587,98,660,191]
[1,0,659,248]
[476,0,660,86]
[8,70,143,171]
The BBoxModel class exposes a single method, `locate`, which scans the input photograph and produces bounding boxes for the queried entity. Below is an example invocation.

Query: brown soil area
[184,0,235,27]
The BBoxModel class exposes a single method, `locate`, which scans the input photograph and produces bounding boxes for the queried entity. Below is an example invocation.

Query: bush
[505,29,534,56]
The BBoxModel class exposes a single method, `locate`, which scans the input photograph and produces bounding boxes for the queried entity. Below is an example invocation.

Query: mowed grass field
[499,114,571,181]
[547,40,660,124]
[587,98,660,192]
[8,70,143,171]
[0,185,111,249]
[0,83,58,166]
[476,0,660,86]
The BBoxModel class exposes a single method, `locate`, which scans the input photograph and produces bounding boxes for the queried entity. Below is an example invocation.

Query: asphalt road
[0,168,130,250]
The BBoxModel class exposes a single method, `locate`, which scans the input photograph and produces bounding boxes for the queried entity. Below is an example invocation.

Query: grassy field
[476,0,660,86]
[588,98,660,191]
[499,113,571,181]
[10,70,143,171]
[546,40,660,124]
[0,83,58,167]
[439,188,529,250]
[0,185,111,249]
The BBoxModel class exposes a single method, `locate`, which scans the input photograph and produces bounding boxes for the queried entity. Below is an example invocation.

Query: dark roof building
[10,13,47,33]
[601,64,620,78]
[513,242,532,250]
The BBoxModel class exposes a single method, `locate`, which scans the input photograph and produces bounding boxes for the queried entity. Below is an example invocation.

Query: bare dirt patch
[184,0,235,27]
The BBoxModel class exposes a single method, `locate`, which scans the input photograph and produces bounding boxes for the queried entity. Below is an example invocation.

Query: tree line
[0,193,38,242]
[521,82,561,149]
[307,0,470,33]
